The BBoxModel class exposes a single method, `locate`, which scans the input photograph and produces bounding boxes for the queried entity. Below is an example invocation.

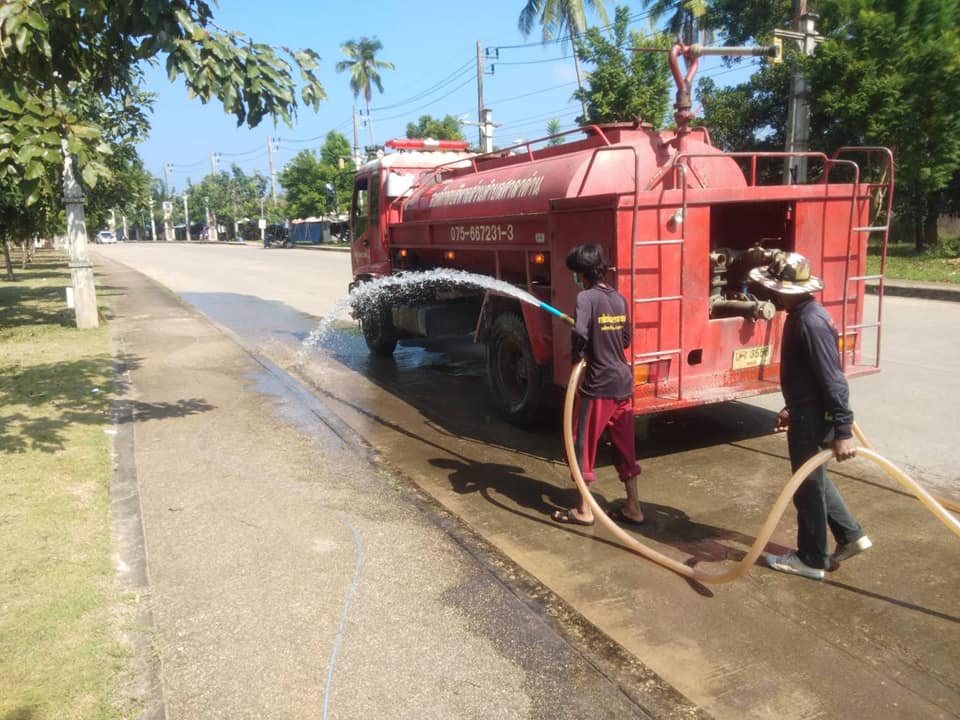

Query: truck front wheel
[487,312,543,426]
[360,302,399,356]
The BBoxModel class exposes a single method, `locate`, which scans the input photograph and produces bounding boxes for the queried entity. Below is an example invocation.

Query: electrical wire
[369,59,475,112]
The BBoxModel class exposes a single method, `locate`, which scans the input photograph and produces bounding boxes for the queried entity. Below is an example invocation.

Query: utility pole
[775,2,823,184]
[476,41,485,151]
[465,43,500,153]
[183,193,190,241]
[209,151,218,177]
[267,136,278,206]
[163,161,171,197]
[352,105,363,168]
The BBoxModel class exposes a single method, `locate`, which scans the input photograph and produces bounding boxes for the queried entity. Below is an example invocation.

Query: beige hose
[852,421,960,514]
[562,360,960,584]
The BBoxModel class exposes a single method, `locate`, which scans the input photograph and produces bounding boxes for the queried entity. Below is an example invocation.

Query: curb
[866,281,960,303]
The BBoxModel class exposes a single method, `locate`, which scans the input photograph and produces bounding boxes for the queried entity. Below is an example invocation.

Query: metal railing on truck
[568,148,889,404]
[830,147,894,371]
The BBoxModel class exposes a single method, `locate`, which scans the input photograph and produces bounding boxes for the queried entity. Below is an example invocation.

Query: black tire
[360,301,399,356]
[486,312,543,426]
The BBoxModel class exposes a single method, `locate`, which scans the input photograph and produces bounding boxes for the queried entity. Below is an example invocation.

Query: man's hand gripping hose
[562,360,960,584]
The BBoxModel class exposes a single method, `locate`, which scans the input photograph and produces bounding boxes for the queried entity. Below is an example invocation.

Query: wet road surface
[96,244,960,719]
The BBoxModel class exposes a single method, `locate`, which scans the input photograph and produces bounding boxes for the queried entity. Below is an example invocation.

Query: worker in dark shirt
[552,244,644,527]
[750,252,872,580]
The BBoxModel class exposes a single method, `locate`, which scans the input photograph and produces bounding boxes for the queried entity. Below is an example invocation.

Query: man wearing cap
[750,252,873,581]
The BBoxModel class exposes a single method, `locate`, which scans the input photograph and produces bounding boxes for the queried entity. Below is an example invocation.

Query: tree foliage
[518,0,611,116]
[278,132,354,220]
[188,165,272,235]
[573,6,672,127]
[810,0,960,247]
[518,0,610,44]
[336,36,393,144]
[0,0,327,243]
[405,115,465,141]
[696,64,790,151]
[691,0,960,248]
[640,0,711,43]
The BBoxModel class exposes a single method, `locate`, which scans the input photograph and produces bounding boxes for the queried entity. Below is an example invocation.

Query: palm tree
[640,0,709,45]
[336,37,395,146]
[518,0,611,118]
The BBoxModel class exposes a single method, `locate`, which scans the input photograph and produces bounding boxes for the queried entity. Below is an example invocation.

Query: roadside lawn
[0,250,129,719]
[868,238,960,283]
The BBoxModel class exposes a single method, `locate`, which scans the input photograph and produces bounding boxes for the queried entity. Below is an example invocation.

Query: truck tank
[349,46,893,427]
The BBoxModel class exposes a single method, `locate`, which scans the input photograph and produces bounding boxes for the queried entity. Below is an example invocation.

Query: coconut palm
[336,37,395,146]
[517,0,610,118]
[640,0,709,44]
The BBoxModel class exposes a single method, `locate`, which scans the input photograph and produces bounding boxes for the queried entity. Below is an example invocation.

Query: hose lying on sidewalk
[562,359,960,585]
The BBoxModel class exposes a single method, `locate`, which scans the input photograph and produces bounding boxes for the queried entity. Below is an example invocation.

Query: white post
[60,138,99,328]
[148,198,157,241]
[183,193,189,241]
[259,195,266,245]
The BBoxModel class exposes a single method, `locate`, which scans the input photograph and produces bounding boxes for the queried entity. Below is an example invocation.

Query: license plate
[732,345,772,370]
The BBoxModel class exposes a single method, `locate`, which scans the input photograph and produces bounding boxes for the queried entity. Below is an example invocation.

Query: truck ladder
[631,162,691,402]
[575,145,687,402]
[832,147,895,370]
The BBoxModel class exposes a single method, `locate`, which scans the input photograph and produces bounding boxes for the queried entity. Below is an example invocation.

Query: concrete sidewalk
[101,257,704,718]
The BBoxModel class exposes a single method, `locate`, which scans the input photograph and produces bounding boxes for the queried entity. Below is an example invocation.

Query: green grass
[867,237,960,284]
[0,251,127,719]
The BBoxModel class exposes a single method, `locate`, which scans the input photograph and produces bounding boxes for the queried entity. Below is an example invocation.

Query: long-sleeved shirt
[572,285,633,400]
[780,296,853,439]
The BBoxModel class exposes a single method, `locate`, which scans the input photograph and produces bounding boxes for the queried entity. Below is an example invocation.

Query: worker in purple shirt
[553,244,645,527]
[751,252,872,580]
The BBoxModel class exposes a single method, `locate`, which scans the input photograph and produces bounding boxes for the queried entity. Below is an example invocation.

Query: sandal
[552,508,594,526]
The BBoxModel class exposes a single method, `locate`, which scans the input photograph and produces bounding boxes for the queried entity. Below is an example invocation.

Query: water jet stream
[299,269,573,360]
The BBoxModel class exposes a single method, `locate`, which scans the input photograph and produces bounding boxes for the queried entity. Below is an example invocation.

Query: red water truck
[349,44,893,426]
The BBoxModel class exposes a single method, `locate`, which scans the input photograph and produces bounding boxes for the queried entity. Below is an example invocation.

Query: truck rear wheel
[487,312,543,426]
[360,301,399,356]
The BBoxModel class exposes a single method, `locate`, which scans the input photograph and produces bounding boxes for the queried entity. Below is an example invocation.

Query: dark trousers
[787,407,864,569]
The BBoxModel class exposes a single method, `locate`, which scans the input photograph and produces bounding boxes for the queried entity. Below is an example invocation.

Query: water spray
[561,359,960,584]
[300,269,574,358]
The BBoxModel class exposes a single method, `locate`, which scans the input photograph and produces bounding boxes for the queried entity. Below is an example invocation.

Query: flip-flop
[552,508,594,526]
[608,507,645,526]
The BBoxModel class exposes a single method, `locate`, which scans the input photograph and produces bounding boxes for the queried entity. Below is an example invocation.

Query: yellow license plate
[732,345,772,370]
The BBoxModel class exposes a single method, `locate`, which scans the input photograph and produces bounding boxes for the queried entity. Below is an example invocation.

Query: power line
[217,144,264,158]
[369,58,475,112]
[375,75,477,123]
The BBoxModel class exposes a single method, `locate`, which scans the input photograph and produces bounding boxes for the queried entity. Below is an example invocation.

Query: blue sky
[138,1,761,189]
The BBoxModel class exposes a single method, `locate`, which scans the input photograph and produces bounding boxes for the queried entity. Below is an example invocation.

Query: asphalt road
[94,241,960,498]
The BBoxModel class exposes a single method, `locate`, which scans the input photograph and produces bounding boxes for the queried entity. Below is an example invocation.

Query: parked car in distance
[94,230,117,244]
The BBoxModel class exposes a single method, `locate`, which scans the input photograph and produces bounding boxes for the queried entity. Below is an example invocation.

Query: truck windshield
[351,172,380,242]
[351,176,369,240]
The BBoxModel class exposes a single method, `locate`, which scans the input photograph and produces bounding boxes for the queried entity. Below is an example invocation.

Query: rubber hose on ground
[562,359,960,584]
